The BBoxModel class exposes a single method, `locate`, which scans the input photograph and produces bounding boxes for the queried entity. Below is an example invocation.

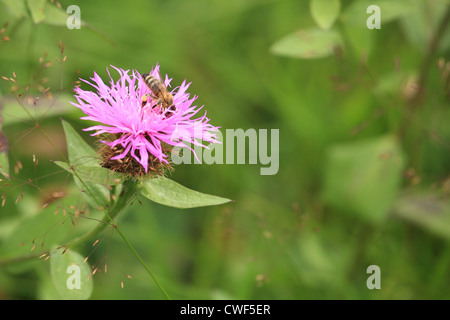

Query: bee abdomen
[142,73,163,92]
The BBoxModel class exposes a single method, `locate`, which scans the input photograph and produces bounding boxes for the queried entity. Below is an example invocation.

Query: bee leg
[141,93,150,107]
[153,98,162,109]
[146,93,160,105]
[148,97,163,113]
[164,105,177,119]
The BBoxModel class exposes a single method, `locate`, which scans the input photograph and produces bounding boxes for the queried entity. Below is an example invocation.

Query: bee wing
[153,68,162,82]
[151,65,170,88]
[157,69,171,89]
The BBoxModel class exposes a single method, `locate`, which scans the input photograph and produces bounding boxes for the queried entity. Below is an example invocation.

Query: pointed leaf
[310,0,340,30]
[138,176,232,209]
[340,0,412,57]
[50,245,93,300]
[61,120,100,167]
[74,177,110,209]
[41,2,71,26]
[0,131,9,179]
[1,95,74,127]
[54,161,124,186]
[399,0,450,53]
[26,0,46,24]
[270,28,343,59]
[0,0,27,18]
[341,0,413,27]
[41,3,115,45]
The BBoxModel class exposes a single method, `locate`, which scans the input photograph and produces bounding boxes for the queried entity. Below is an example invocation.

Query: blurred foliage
[0,0,449,300]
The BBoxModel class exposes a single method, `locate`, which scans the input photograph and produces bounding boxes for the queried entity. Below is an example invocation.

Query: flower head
[71,64,220,175]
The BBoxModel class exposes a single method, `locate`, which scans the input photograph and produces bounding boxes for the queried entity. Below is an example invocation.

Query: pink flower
[71,64,220,173]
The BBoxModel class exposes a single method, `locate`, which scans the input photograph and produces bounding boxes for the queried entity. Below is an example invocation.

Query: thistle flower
[71,64,220,176]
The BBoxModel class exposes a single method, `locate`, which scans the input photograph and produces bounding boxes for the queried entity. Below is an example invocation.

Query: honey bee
[141,72,175,113]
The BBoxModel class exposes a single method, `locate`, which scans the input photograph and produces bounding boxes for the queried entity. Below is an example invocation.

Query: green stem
[0,179,172,300]
[398,6,450,170]
[102,179,172,300]
[111,220,172,300]
[78,180,171,299]
[6,91,171,298]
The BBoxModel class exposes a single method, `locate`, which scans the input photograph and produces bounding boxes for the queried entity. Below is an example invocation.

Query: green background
[0,0,449,299]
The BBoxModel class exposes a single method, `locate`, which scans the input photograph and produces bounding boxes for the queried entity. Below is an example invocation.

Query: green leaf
[340,0,413,57]
[0,0,28,18]
[0,131,9,179]
[41,3,115,45]
[59,120,125,205]
[42,2,84,27]
[41,2,70,26]
[399,0,450,53]
[1,95,74,127]
[26,0,46,24]
[340,0,413,27]
[38,268,62,300]
[310,0,340,30]
[54,161,124,186]
[74,177,110,209]
[50,245,93,300]
[270,28,343,59]
[394,192,450,241]
[61,120,100,167]
[322,135,405,224]
[0,191,104,263]
[138,176,232,209]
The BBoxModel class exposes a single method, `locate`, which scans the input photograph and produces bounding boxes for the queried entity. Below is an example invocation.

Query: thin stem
[2,98,171,297]
[101,180,172,300]
[62,214,112,249]
[397,6,450,170]
[110,221,172,300]
[59,42,64,91]
[0,179,172,299]
[416,6,450,101]
[0,214,111,265]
